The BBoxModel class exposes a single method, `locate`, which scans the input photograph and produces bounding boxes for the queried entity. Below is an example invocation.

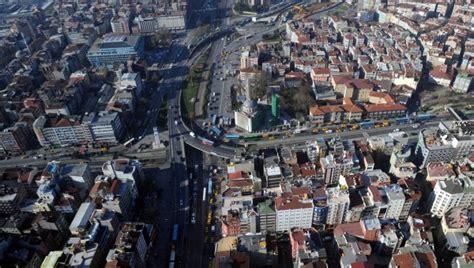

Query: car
[180,199,184,206]
[174,120,178,125]
[190,132,196,138]
[177,150,182,155]
[412,124,420,129]
[394,128,400,132]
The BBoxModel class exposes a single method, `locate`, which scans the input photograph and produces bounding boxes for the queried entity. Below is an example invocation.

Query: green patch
[182,50,210,118]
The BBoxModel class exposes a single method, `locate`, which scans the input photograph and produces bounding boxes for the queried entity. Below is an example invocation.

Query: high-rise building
[415,121,474,167]
[382,184,405,220]
[110,17,130,34]
[102,159,144,199]
[430,179,466,217]
[87,34,144,68]
[326,186,350,225]
[32,114,92,147]
[275,195,313,232]
[106,222,153,268]
[256,199,276,233]
[136,16,158,33]
[0,122,34,155]
[320,153,353,185]
[83,112,124,145]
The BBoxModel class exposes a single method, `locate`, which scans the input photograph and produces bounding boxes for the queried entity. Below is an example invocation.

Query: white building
[416,121,474,167]
[102,159,144,199]
[320,153,353,185]
[383,184,405,220]
[156,13,186,31]
[326,186,350,225]
[275,195,313,232]
[110,17,130,34]
[33,115,93,147]
[430,180,465,217]
[136,16,158,33]
[61,163,93,190]
[83,112,124,144]
[118,72,144,98]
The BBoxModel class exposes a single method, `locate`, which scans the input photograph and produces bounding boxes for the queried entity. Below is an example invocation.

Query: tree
[250,71,272,100]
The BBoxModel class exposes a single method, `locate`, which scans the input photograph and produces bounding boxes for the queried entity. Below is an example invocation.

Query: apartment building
[275,195,313,232]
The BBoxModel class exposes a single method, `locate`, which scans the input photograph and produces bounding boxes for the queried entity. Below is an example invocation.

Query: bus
[416,114,435,122]
[171,224,178,242]
[360,120,374,129]
[169,250,176,268]
[123,138,135,147]
[396,116,409,125]
[208,180,213,195]
[200,137,215,146]
[242,134,262,141]
[211,114,218,126]
[210,126,222,136]
[224,134,240,140]
[203,187,207,202]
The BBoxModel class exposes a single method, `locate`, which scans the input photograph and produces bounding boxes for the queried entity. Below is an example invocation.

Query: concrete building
[0,183,27,215]
[83,112,124,145]
[263,164,282,189]
[312,188,328,225]
[102,159,144,199]
[33,114,92,147]
[69,202,95,236]
[326,186,350,225]
[118,72,144,98]
[89,178,134,220]
[136,16,158,33]
[0,122,34,154]
[416,121,474,167]
[60,163,93,190]
[256,199,276,233]
[452,72,473,93]
[383,184,405,220]
[156,13,186,31]
[111,17,131,34]
[87,34,144,68]
[320,153,353,185]
[430,179,465,217]
[275,194,314,232]
[106,222,153,268]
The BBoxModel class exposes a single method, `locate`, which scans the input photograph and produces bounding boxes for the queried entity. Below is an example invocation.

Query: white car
[174,120,178,125]
[190,132,196,138]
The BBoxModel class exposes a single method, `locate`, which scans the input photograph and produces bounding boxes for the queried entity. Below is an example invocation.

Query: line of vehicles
[216,114,436,143]
[169,223,178,268]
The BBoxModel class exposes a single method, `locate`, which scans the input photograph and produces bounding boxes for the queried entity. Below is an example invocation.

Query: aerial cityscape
[0,0,473,267]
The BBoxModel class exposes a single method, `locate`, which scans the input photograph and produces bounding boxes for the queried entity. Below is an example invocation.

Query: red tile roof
[392,253,417,268]
[275,196,313,210]
[363,103,406,112]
